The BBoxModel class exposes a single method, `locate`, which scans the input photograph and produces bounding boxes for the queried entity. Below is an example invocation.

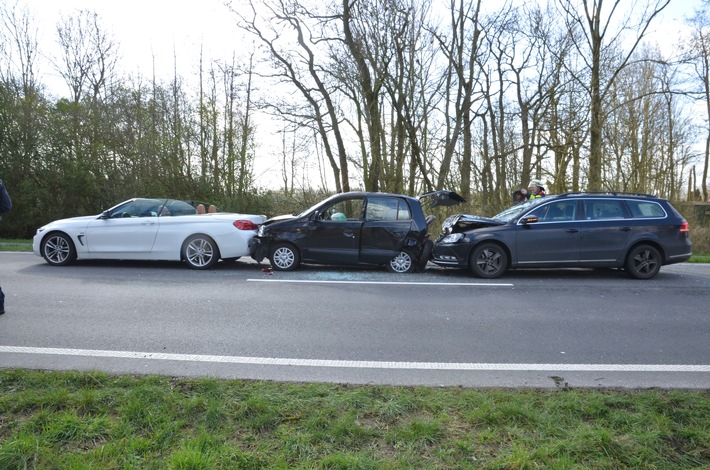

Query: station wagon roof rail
[555,191,658,198]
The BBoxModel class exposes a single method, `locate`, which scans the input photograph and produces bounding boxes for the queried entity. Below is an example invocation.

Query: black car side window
[584,200,627,220]
[540,201,576,222]
[321,198,364,221]
[366,198,411,221]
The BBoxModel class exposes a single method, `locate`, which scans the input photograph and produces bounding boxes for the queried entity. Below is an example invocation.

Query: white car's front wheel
[42,232,77,266]
[182,235,220,269]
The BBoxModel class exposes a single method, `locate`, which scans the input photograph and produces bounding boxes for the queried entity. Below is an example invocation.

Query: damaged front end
[431,214,505,267]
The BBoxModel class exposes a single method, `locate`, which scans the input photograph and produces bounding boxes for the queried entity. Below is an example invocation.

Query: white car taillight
[233,220,258,230]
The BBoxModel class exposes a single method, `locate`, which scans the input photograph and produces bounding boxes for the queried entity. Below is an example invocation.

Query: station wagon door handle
[565,229,579,233]
[619,227,631,232]
[343,231,355,238]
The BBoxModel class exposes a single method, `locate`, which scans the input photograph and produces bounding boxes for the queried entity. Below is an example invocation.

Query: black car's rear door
[360,197,413,264]
[578,199,633,263]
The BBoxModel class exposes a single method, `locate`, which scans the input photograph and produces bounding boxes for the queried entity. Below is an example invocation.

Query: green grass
[0,369,708,468]
[0,239,32,251]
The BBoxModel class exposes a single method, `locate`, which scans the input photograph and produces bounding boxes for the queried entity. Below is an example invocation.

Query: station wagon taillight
[680,221,689,233]
[233,220,259,230]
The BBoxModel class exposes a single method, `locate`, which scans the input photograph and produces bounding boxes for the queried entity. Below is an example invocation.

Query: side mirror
[521,216,539,224]
[100,210,112,219]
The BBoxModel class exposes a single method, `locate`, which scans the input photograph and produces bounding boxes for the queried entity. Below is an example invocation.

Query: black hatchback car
[431,192,692,279]
[250,191,464,273]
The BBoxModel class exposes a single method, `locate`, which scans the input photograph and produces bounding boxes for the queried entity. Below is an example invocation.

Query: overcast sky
[12,0,704,97]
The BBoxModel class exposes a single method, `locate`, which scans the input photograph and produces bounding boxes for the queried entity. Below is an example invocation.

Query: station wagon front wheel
[470,242,508,279]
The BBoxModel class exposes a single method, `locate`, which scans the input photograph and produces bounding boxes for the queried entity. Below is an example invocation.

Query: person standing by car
[513,188,529,204]
[528,180,546,200]
[0,178,13,314]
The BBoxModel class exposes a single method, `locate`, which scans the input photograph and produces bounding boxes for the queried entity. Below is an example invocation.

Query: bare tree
[233,0,350,193]
[55,10,117,103]
[685,5,710,201]
[557,0,670,190]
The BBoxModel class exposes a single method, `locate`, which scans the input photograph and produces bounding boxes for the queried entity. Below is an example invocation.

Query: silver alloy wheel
[272,246,296,270]
[387,251,414,273]
[471,242,507,278]
[184,237,217,269]
[43,234,74,265]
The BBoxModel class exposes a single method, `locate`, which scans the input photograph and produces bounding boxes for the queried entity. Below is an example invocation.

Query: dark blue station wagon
[431,192,692,279]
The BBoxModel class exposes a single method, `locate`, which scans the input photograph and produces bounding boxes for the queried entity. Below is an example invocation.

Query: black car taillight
[680,221,689,233]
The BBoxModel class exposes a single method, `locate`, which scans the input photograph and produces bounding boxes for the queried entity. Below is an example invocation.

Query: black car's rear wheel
[387,250,416,273]
[470,242,508,279]
[625,244,661,279]
[270,243,300,271]
[182,235,220,269]
[42,232,77,266]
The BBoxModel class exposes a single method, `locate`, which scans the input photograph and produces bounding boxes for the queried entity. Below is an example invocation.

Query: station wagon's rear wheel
[625,244,661,280]
[270,243,300,271]
[42,232,77,266]
[183,235,220,269]
[387,250,415,273]
[470,242,508,279]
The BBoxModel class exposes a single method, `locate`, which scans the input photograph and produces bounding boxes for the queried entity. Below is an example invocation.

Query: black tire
[41,232,77,266]
[182,235,220,269]
[417,240,434,271]
[270,243,300,271]
[625,244,661,279]
[470,242,508,279]
[387,250,416,273]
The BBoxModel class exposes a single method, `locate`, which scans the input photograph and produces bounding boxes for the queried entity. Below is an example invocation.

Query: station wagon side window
[366,197,411,221]
[583,200,627,220]
[320,198,364,221]
[625,200,666,218]
[539,201,577,222]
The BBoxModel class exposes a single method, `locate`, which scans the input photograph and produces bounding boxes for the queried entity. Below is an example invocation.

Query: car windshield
[493,198,547,222]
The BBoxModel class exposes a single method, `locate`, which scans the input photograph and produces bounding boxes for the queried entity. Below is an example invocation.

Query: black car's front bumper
[431,243,470,268]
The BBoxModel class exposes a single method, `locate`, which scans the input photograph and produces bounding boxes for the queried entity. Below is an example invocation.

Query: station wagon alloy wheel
[625,244,661,280]
[471,243,508,279]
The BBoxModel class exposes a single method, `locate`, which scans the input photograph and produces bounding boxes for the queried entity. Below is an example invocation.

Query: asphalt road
[1,252,709,389]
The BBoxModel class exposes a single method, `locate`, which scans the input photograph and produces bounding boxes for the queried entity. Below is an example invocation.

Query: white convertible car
[32,198,266,269]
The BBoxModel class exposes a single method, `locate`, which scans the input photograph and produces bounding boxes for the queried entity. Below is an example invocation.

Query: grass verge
[0,369,709,468]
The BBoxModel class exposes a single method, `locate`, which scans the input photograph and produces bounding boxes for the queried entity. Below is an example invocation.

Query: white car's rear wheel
[183,235,220,269]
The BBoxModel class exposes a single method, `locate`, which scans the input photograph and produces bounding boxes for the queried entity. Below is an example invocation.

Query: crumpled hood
[442,214,505,233]
[263,213,299,226]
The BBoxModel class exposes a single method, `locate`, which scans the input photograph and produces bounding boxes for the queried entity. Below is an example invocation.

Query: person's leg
[0,286,5,314]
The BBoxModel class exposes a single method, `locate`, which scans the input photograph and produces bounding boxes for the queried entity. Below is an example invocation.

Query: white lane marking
[1,346,708,372]
[247,279,514,287]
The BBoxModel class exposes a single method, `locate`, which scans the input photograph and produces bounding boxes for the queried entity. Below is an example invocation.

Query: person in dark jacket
[0,178,12,315]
